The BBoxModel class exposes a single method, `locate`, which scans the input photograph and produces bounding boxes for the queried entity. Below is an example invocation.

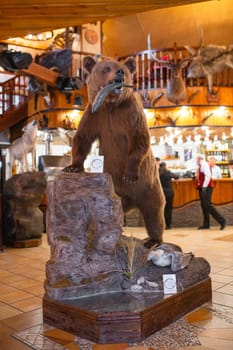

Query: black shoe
[166,226,171,230]
[220,220,226,230]
[198,226,210,230]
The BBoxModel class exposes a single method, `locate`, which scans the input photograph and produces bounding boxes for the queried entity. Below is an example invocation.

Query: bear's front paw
[124,160,139,183]
[63,165,84,173]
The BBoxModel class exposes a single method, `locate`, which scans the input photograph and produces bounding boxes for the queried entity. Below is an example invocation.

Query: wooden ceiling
[0,0,212,40]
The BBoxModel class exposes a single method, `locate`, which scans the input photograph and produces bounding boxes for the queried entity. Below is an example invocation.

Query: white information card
[89,155,104,173]
[163,274,177,294]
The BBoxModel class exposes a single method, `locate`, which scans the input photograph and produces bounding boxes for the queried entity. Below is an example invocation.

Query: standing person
[195,154,226,230]
[208,156,222,179]
[159,162,178,229]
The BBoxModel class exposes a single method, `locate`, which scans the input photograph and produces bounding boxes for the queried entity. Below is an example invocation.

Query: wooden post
[0,150,5,251]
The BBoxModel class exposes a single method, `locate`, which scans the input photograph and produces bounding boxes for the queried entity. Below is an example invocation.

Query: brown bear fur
[64,56,165,246]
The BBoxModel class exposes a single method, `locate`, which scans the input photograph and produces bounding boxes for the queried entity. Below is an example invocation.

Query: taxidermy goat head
[185,35,233,93]
[147,34,190,105]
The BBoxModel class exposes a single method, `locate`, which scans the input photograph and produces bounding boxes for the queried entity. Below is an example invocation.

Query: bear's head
[83,56,136,110]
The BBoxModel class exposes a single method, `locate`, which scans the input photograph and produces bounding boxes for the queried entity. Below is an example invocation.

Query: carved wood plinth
[11,238,42,248]
[43,277,212,344]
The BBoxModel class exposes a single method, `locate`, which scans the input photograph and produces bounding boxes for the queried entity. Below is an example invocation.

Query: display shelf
[206,149,230,152]
[205,149,230,163]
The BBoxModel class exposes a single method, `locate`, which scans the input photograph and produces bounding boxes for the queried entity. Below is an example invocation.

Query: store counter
[172,178,233,208]
[125,178,233,228]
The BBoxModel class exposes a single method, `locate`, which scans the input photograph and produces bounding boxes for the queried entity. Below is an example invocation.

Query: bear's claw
[143,238,162,249]
[63,165,84,173]
[123,173,138,183]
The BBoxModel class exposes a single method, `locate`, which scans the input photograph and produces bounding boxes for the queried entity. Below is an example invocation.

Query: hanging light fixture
[24,31,54,41]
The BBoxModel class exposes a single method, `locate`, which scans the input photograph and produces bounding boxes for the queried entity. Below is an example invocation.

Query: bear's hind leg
[137,190,165,248]
[121,196,134,213]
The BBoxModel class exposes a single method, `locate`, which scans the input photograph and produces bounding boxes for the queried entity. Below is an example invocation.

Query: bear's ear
[124,57,136,74]
[83,56,96,73]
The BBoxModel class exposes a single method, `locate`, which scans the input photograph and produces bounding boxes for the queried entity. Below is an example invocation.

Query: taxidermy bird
[147,243,193,272]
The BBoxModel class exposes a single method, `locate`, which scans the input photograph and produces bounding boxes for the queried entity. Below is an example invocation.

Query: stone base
[10,238,42,248]
[43,277,212,344]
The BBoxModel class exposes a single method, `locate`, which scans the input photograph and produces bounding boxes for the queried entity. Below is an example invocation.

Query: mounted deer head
[147,34,190,105]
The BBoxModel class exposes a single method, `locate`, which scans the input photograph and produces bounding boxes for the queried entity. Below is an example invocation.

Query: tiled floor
[0,225,233,350]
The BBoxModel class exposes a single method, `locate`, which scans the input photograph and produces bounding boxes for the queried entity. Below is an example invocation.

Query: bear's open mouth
[109,78,124,94]
[92,80,133,113]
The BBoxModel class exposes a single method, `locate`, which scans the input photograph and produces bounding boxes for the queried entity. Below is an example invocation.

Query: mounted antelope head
[147,34,190,105]
[185,31,233,93]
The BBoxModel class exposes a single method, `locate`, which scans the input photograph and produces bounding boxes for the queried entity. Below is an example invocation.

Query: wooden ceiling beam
[0,0,182,6]
[0,1,213,40]
[0,6,159,17]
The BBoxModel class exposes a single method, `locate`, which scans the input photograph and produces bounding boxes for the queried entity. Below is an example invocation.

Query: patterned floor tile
[13,324,64,350]
[199,328,233,341]
[124,347,155,350]
[211,274,233,284]
[11,296,42,312]
[214,234,233,241]
[63,343,81,350]
[198,336,233,350]
[217,269,233,277]
[130,318,202,349]
[216,284,233,295]
[0,305,23,320]
[44,328,75,345]
[213,292,233,308]
[11,303,233,350]
[186,308,212,323]
[0,290,33,304]
[92,344,128,350]
[1,228,233,349]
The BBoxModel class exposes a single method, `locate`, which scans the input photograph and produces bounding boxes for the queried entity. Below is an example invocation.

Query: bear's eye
[102,66,111,73]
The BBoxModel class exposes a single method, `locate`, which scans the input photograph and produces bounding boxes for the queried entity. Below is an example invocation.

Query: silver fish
[92,82,133,113]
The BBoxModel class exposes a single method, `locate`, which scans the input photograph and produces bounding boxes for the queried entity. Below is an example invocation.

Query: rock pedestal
[43,172,212,343]
[3,172,47,247]
[45,173,124,300]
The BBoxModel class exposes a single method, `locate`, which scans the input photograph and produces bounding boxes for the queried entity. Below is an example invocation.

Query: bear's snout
[116,69,124,78]
[109,69,125,85]
[115,69,124,82]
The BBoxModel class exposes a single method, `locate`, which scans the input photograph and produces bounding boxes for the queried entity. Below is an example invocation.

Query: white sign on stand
[89,155,104,173]
[163,274,177,294]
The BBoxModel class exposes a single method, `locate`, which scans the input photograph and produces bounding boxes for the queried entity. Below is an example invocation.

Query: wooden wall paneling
[212,179,233,205]
[149,87,233,110]
[172,179,199,208]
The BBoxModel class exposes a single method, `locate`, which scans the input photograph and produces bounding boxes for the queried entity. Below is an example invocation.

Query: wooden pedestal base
[11,238,42,248]
[43,277,212,344]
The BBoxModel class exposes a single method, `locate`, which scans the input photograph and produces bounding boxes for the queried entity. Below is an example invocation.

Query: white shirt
[200,159,211,188]
[211,165,222,179]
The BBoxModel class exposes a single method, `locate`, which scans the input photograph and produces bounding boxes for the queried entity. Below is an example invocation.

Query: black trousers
[164,191,174,228]
[199,187,225,227]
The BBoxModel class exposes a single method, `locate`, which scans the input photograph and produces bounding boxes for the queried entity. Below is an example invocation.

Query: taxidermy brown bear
[64,56,165,247]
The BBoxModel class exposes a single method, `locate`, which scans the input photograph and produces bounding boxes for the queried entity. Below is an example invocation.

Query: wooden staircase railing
[0,72,29,131]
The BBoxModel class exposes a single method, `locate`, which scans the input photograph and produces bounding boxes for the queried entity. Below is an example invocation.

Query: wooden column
[0,150,6,251]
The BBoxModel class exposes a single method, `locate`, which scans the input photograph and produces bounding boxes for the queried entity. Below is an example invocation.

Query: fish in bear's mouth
[108,78,125,94]
[92,78,134,113]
